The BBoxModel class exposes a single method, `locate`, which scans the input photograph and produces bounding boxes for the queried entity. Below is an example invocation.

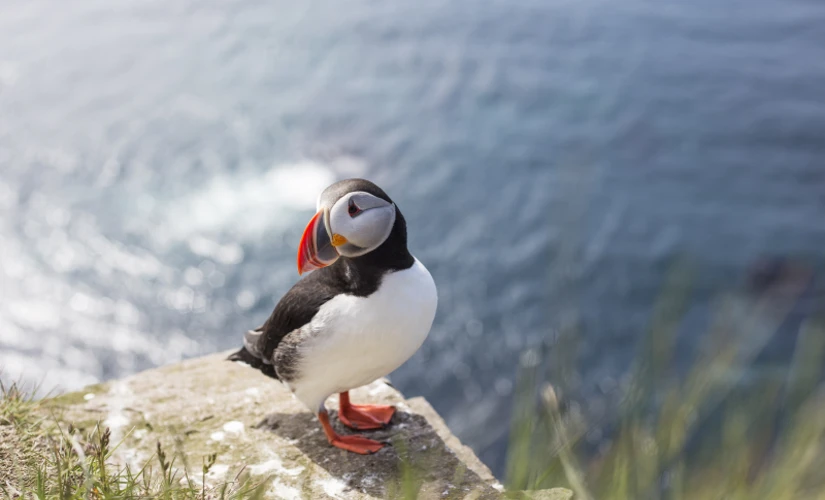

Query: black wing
[227,265,344,379]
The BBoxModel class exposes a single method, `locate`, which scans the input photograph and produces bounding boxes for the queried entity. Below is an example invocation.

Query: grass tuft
[0,382,270,499]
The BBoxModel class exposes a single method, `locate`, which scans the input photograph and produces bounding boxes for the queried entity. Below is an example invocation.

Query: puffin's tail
[226,346,261,366]
[227,329,280,380]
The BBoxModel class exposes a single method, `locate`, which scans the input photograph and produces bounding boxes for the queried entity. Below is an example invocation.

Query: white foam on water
[6,300,62,330]
[0,351,99,394]
[0,61,20,87]
[0,195,189,393]
[158,162,336,243]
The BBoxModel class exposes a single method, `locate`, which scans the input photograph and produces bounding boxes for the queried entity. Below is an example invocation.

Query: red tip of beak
[297,211,321,275]
[297,210,338,275]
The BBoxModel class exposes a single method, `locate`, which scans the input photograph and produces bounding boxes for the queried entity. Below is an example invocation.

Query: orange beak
[297,210,340,275]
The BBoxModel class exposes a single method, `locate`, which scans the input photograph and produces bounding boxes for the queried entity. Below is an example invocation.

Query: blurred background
[1,0,824,483]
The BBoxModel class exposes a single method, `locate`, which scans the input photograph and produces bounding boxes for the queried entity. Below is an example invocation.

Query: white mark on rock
[245,387,259,396]
[249,453,304,477]
[105,414,129,432]
[318,477,346,498]
[133,429,147,440]
[368,382,391,396]
[249,459,281,476]
[222,421,245,435]
[210,431,225,442]
[83,393,95,401]
[271,479,301,500]
[104,380,133,443]
[206,464,229,479]
[360,474,377,488]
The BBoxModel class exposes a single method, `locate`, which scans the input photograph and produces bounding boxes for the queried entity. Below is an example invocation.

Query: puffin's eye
[347,202,361,217]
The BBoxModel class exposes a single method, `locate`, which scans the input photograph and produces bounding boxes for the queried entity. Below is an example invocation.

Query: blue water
[1,0,824,477]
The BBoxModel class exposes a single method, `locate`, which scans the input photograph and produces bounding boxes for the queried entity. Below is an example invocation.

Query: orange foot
[329,434,386,454]
[318,410,387,454]
[338,391,396,430]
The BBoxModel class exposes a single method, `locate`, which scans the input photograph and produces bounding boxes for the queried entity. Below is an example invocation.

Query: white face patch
[327,191,396,257]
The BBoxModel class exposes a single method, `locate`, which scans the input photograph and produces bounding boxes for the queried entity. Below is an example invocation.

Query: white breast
[289,258,438,411]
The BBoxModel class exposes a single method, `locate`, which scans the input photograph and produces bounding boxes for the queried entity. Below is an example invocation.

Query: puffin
[228,178,438,454]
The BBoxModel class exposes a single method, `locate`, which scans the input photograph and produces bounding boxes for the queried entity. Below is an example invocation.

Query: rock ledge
[45,352,513,499]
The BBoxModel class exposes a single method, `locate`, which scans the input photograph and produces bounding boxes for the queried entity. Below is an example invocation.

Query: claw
[329,434,386,454]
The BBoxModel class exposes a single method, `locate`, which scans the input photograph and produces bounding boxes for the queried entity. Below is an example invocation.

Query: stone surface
[43,352,508,499]
[519,489,574,500]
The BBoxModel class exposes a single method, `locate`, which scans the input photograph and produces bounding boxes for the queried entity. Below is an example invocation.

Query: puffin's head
[297,179,399,275]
